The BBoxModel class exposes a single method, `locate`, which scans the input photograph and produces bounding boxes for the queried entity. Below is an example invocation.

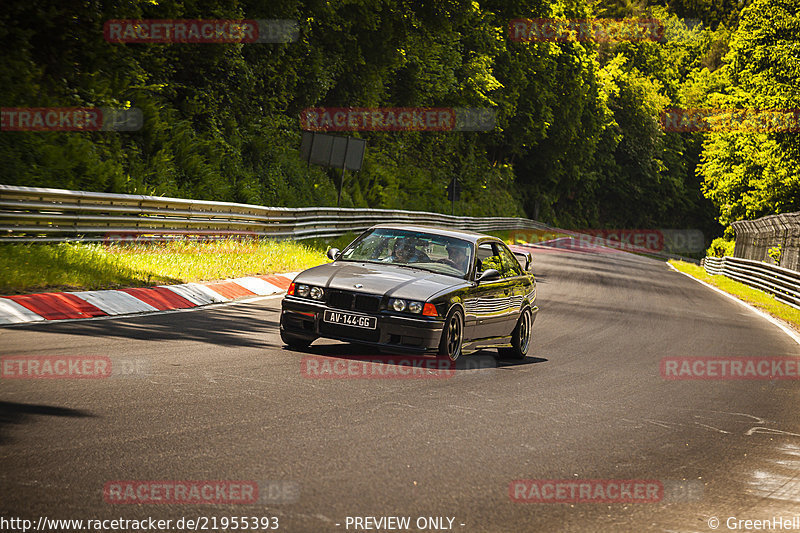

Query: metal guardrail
[702,256,800,309]
[0,184,549,242]
[0,184,702,267]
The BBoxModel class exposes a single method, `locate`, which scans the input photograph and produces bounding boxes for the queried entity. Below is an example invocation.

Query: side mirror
[476,268,501,282]
[326,248,340,260]
[514,251,532,272]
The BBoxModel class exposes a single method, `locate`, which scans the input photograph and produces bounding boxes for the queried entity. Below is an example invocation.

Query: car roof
[369,224,501,244]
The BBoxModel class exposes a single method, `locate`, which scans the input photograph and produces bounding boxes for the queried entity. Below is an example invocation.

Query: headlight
[296,284,310,297]
[310,286,324,300]
[390,299,424,314]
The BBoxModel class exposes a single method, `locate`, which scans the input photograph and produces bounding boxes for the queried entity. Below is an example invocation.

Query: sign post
[300,132,365,206]
[447,177,461,215]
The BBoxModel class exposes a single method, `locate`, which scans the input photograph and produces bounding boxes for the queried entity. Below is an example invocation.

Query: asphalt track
[2,244,799,533]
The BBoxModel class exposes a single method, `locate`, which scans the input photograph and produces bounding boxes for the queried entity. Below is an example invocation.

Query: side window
[477,243,505,274]
[476,243,497,273]
[497,244,523,278]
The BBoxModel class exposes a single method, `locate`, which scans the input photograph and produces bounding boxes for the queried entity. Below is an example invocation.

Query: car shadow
[0,401,96,445]
[494,355,549,368]
[287,342,548,372]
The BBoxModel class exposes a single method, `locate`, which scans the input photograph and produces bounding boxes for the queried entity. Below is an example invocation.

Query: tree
[699,0,800,225]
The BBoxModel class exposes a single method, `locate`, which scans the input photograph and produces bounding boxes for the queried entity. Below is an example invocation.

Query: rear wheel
[438,308,464,362]
[498,307,532,360]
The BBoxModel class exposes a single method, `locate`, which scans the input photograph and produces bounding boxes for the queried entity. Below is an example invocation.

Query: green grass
[303,232,361,253]
[0,239,330,295]
[669,259,800,331]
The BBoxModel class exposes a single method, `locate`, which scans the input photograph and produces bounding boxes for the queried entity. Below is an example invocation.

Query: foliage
[706,237,734,257]
[697,0,800,226]
[768,245,782,264]
[0,0,781,243]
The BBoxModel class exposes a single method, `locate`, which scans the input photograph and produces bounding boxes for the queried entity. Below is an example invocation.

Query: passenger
[390,238,428,263]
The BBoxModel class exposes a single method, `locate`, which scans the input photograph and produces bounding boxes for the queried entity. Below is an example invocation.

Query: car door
[495,242,529,336]
[465,242,513,340]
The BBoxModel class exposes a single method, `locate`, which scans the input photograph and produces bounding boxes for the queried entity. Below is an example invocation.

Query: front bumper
[280,297,444,353]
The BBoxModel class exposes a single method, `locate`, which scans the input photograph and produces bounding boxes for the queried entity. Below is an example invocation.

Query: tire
[280,329,312,350]
[438,307,464,362]
[498,307,532,360]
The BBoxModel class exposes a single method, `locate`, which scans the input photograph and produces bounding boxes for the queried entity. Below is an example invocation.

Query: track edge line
[667,262,800,346]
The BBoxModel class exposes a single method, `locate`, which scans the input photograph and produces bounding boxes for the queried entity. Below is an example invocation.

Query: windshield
[339,228,473,278]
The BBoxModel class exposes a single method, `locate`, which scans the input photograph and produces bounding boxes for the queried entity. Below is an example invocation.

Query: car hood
[294,261,468,300]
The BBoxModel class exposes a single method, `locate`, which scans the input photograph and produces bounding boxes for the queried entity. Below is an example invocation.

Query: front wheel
[438,308,464,362]
[498,307,532,360]
[281,330,312,350]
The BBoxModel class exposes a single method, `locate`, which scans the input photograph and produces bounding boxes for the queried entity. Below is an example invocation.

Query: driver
[446,244,470,273]
[390,237,428,263]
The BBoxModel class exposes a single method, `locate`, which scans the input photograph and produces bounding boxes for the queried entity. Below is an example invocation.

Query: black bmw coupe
[280,224,538,361]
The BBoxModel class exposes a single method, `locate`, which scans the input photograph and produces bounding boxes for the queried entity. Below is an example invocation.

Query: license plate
[323,310,377,330]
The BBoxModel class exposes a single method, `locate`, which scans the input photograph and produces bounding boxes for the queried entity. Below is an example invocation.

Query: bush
[768,245,782,264]
[706,237,735,258]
